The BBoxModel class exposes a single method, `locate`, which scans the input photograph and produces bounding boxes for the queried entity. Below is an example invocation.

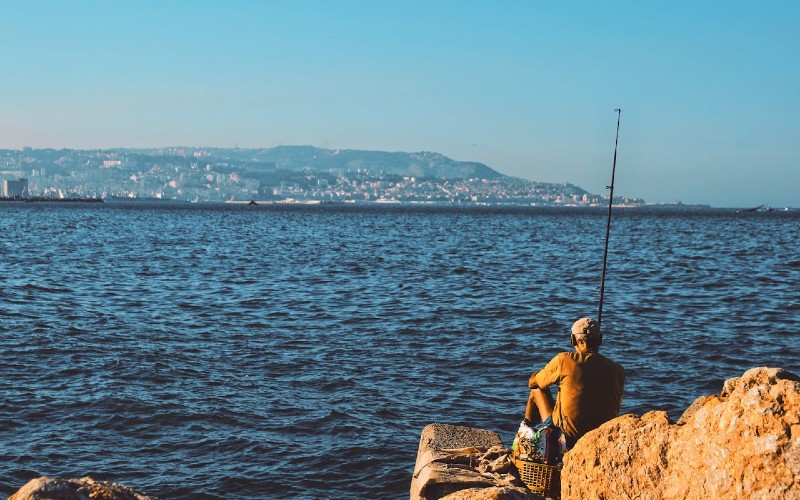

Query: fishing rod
[597,108,622,330]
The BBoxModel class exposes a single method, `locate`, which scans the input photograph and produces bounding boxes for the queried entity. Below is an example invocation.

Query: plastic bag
[512,420,564,465]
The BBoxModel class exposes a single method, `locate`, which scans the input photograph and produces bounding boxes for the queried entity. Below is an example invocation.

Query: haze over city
[2,1,797,208]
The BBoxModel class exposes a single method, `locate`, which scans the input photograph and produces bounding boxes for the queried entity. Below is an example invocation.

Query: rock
[9,476,158,500]
[562,367,800,499]
[440,486,539,500]
[411,423,538,500]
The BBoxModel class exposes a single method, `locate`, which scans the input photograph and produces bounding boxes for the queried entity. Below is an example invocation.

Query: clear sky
[1,1,798,207]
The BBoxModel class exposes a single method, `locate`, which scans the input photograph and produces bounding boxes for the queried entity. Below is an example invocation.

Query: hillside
[1,146,645,205]
[231,146,506,180]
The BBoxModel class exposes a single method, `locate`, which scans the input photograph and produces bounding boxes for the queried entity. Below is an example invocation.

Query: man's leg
[525,387,555,423]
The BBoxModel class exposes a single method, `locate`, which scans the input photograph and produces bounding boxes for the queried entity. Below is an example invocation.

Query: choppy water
[1,202,798,498]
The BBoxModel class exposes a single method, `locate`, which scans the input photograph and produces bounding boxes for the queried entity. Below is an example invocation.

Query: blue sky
[1,1,798,207]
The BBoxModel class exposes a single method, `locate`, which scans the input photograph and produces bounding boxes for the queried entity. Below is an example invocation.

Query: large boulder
[562,367,800,499]
[411,423,538,499]
[9,476,158,500]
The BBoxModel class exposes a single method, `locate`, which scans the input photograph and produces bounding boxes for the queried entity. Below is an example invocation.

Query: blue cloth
[530,416,565,465]
[536,416,578,450]
[536,415,555,428]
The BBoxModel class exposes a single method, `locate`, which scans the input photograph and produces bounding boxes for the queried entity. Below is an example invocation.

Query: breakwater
[410,367,800,499]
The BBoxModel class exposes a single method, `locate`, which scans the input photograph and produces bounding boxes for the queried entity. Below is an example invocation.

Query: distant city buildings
[0,148,645,206]
[2,178,28,198]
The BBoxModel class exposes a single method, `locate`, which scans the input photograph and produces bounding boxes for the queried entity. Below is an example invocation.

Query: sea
[1,201,798,499]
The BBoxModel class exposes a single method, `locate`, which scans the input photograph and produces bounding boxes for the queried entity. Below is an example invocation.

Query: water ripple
[0,204,798,498]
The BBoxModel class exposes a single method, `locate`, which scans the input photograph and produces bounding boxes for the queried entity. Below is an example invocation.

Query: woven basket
[512,456,561,497]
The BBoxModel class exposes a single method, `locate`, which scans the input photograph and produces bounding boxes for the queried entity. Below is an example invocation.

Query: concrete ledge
[411,423,536,500]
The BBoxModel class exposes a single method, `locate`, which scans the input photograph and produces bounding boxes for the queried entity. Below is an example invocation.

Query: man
[524,317,625,449]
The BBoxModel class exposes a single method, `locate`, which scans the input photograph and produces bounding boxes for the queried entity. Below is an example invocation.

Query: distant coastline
[0,146,645,208]
[1,194,792,213]
[0,196,103,203]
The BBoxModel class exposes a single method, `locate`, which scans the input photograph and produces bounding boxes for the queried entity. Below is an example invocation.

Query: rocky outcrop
[413,367,800,499]
[562,366,800,499]
[9,476,158,500]
[410,423,538,499]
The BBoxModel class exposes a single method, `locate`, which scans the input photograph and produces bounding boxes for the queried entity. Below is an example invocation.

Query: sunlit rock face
[562,367,800,499]
[9,476,158,500]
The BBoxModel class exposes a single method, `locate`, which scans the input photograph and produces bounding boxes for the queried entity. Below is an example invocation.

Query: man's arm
[528,353,562,390]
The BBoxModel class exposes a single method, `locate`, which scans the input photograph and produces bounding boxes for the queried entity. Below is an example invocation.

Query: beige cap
[571,317,599,337]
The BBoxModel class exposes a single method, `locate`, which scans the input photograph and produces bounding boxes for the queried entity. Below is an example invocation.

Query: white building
[2,178,28,197]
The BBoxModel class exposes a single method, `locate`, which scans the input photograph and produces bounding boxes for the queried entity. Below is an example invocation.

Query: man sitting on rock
[523,317,625,450]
